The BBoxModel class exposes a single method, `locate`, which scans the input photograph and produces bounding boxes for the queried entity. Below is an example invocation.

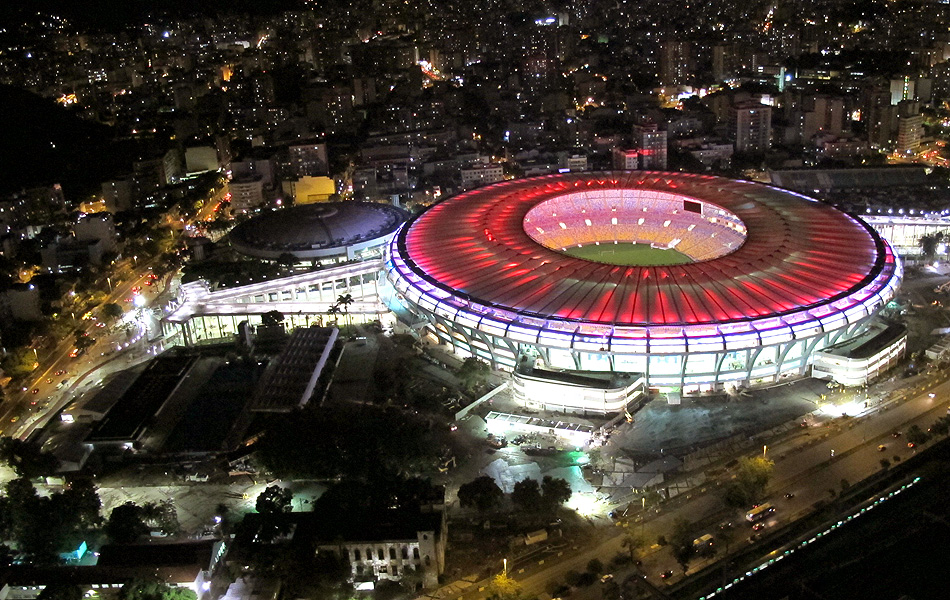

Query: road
[0,263,166,439]
[433,375,950,600]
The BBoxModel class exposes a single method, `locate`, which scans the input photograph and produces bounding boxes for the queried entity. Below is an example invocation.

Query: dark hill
[0,85,120,198]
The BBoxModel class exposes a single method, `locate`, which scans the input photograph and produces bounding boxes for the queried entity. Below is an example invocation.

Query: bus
[746,502,775,522]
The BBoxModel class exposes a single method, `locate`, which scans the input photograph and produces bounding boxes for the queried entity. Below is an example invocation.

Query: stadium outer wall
[385,173,903,394]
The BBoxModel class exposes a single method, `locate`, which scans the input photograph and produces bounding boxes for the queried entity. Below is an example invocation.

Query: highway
[432,374,950,600]
[0,263,166,439]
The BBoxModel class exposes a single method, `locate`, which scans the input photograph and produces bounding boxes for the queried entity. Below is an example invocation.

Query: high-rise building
[634,123,668,170]
[659,41,693,87]
[890,76,915,105]
[864,87,895,148]
[611,148,640,170]
[896,101,923,153]
[288,142,328,177]
[101,178,133,213]
[729,102,772,152]
[230,174,266,213]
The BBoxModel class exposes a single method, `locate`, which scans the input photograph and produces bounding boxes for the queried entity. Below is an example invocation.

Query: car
[46,378,52,384]
[54,370,65,376]
[784,493,795,499]
[907,442,917,449]
[660,571,673,579]
[31,388,39,394]
[29,400,37,405]
[752,522,766,531]
[10,416,18,423]
[131,286,141,293]
[929,393,936,399]
[878,444,887,451]
[600,574,614,584]
[892,431,902,438]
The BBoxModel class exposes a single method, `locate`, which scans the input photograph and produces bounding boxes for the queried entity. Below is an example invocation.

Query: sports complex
[385,172,903,394]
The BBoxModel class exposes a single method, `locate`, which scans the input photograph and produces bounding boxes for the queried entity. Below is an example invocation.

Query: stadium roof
[229,201,407,259]
[769,166,927,192]
[394,172,899,331]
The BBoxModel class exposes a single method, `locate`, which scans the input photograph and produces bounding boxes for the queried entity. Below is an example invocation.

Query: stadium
[229,201,408,262]
[385,172,903,394]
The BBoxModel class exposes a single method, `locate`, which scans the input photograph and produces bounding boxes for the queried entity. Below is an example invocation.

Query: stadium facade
[386,172,903,393]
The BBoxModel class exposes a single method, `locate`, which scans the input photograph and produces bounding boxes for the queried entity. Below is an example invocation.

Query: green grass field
[562,242,693,266]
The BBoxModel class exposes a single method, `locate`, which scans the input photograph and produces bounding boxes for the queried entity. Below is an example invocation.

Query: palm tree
[336,293,354,327]
[327,304,341,325]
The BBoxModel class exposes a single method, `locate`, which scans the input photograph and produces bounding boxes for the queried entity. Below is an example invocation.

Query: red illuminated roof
[397,172,895,327]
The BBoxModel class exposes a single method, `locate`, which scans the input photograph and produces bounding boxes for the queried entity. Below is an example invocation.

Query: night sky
[0,0,302,30]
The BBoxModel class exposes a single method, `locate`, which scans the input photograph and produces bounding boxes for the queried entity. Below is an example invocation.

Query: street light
[503,558,507,578]
[763,444,768,458]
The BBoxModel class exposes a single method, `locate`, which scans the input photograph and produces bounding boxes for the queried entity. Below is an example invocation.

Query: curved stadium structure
[386,172,902,392]
[230,201,408,262]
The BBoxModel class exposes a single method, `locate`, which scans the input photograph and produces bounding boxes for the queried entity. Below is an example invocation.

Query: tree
[276,253,297,270]
[73,329,94,352]
[256,485,293,542]
[716,524,736,554]
[511,478,542,511]
[119,578,197,600]
[261,310,284,328]
[106,502,149,543]
[336,293,354,327]
[621,531,647,563]
[457,357,490,392]
[586,558,603,574]
[0,438,60,478]
[669,518,695,574]
[144,499,180,535]
[102,302,124,322]
[931,416,950,437]
[256,485,293,515]
[457,476,503,511]
[488,573,525,600]
[919,232,945,258]
[723,455,774,509]
[37,583,83,600]
[541,476,572,510]
[59,478,102,529]
[906,424,931,446]
[1,347,39,379]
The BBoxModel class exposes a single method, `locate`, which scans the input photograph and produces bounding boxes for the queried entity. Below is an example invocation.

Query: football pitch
[562,242,693,266]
